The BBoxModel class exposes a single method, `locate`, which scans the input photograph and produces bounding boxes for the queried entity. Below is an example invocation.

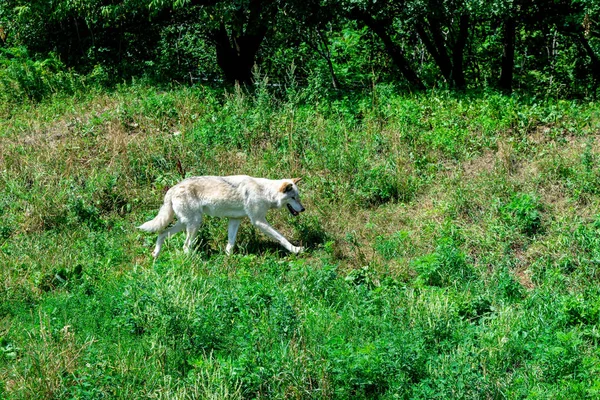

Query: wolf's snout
[287,203,304,216]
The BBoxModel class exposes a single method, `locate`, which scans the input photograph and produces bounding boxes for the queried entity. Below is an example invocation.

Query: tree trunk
[499,17,516,93]
[416,14,470,89]
[352,9,425,89]
[316,29,340,89]
[414,19,453,84]
[574,32,600,84]
[451,14,469,89]
[211,0,273,84]
[554,16,600,90]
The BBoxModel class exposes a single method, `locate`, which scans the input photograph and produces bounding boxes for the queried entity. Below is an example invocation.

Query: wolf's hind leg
[153,221,185,258]
[183,217,203,254]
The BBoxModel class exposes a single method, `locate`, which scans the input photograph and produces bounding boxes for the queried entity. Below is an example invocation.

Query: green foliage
[1,0,598,94]
[502,193,543,236]
[0,47,84,104]
[374,230,410,260]
[353,163,402,206]
[562,294,600,327]
[412,224,474,287]
[495,266,525,301]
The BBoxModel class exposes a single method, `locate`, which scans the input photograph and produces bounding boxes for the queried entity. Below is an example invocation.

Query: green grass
[2,82,600,398]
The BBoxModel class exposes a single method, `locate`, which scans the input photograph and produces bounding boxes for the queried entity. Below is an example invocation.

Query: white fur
[138,175,305,258]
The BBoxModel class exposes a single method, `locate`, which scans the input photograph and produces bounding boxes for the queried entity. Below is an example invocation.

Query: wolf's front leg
[253,219,304,254]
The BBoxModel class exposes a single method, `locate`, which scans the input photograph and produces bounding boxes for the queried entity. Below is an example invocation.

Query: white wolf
[138,175,305,258]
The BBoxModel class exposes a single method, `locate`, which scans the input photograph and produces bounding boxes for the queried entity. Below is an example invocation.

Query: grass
[1,81,600,398]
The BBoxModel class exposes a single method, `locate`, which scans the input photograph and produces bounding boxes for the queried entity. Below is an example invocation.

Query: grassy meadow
[1,82,600,398]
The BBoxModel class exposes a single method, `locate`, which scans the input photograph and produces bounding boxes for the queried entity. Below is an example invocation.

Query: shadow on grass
[192,228,325,258]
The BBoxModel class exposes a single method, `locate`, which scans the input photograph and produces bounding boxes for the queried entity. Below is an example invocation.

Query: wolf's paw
[291,246,305,254]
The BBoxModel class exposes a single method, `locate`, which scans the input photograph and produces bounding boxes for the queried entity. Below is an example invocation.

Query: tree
[1,0,598,94]
[349,7,425,89]
[188,0,277,83]
[556,0,600,86]
[344,0,473,89]
[411,0,470,89]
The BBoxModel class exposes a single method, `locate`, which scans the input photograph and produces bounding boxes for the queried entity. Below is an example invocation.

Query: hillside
[1,84,600,398]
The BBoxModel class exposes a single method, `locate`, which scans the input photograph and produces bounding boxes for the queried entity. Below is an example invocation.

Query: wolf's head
[278,178,305,216]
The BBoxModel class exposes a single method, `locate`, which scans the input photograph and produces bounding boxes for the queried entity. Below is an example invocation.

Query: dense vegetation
[1,0,600,399]
[1,0,599,96]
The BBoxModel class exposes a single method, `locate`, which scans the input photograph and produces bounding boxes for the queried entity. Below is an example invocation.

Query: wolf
[138,175,305,258]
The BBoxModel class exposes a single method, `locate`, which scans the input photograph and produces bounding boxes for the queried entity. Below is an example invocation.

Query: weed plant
[1,80,600,398]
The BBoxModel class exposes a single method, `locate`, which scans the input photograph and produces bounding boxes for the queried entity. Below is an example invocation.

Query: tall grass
[1,80,600,398]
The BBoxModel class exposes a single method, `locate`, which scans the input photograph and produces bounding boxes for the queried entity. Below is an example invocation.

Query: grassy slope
[1,84,600,398]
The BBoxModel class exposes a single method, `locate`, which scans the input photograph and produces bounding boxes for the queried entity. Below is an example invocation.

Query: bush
[353,163,418,206]
[502,193,543,236]
[0,47,83,104]
[412,233,475,287]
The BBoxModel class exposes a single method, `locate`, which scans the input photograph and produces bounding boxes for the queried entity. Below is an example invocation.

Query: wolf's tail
[138,191,174,233]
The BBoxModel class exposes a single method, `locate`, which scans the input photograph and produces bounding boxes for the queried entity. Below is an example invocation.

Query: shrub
[352,163,418,206]
[502,193,543,236]
[412,233,474,287]
[0,47,82,104]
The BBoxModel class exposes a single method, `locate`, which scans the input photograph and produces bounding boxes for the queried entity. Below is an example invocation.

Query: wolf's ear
[279,182,294,193]
[292,177,302,185]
